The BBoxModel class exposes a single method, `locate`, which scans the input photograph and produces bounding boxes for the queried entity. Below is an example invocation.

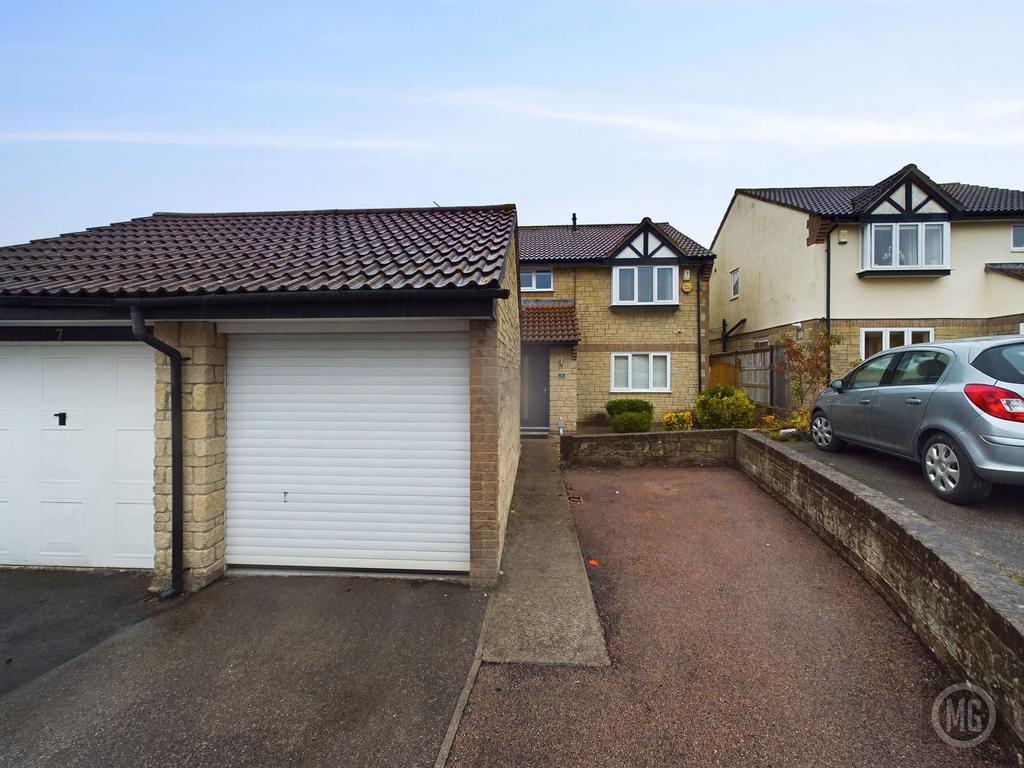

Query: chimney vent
[571,213,577,232]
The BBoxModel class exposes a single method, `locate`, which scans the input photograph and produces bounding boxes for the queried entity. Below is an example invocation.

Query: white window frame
[1011,224,1024,253]
[859,327,934,359]
[730,268,740,300]
[753,337,769,348]
[520,270,553,292]
[861,222,950,270]
[611,265,678,306]
[609,352,671,393]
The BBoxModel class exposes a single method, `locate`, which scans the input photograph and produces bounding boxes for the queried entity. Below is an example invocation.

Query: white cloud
[0,129,491,153]
[432,88,1024,148]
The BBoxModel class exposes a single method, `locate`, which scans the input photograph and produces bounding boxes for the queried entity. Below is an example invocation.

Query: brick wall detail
[469,245,521,587]
[545,263,711,425]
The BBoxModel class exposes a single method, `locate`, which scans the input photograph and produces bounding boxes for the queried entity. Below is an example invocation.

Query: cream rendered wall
[710,195,826,342]
[831,220,1023,320]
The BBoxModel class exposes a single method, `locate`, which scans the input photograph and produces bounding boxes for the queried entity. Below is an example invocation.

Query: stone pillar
[152,321,227,593]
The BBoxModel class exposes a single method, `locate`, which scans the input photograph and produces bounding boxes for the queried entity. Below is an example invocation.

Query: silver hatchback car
[811,336,1024,505]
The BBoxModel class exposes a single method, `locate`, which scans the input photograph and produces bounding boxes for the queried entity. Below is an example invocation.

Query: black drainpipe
[695,262,703,392]
[825,217,838,374]
[130,307,183,600]
[720,317,747,353]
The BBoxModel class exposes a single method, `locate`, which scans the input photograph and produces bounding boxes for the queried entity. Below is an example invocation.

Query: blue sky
[2,0,1022,246]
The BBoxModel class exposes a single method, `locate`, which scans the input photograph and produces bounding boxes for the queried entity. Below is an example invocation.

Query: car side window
[890,351,951,386]
[845,354,896,390]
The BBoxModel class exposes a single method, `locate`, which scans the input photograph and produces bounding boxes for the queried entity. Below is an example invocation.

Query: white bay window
[611,352,671,392]
[862,222,949,270]
[612,265,678,305]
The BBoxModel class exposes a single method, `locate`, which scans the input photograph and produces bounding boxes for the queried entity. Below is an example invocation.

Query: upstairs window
[1012,224,1024,252]
[730,268,740,299]
[520,270,553,292]
[612,265,677,305]
[862,222,949,270]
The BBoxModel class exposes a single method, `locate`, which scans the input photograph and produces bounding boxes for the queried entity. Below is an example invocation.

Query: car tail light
[964,384,1024,422]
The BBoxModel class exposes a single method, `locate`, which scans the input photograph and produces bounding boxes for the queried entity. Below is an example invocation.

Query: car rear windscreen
[971,343,1024,384]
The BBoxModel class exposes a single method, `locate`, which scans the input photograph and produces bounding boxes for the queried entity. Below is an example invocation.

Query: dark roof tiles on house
[520,303,581,344]
[0,205,517,297]
[739,181,1024,218]
[519,222,712,262]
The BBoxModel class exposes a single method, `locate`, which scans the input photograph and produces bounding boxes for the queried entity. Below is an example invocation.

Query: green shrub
[610,410,653,433]
[662,410,694,431]
[694,385,755,429]
[606,398,654,418]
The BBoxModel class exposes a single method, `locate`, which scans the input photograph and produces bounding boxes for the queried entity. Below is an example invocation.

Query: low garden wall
[560,429,1024,756]
[558,429,735,468]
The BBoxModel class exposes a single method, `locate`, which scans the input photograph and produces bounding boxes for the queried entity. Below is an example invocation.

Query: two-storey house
[710,164,1024,377]
[517,217,714,433]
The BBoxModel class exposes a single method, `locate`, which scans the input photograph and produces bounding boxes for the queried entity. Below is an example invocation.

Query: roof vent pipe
[571,213,577,232]
[130,308,184,600]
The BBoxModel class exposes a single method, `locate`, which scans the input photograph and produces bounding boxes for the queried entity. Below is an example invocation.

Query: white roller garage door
[0,343,156,568]
[225,326,471,572]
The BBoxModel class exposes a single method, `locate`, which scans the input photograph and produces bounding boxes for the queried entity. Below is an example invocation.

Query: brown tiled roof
[739,165,1024,218]
[521,303,580,344]
[0,204,516,297]
[519,221,712,263]
[986,263,1024,281]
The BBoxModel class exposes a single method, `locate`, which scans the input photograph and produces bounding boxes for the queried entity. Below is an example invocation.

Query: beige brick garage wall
[152,321,227,593]
[469,246,521,587]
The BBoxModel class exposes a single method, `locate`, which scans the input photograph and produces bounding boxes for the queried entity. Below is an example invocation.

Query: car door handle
[905,397,922,405]
[859,398,872,405]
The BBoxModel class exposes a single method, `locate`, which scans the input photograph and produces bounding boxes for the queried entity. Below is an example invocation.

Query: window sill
[610,390,671,394]
[609,303,679,311]
[857,268,951,278]
[521,288,554,293]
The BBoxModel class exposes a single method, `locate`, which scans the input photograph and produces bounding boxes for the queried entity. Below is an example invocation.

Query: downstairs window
[611,353,671,392]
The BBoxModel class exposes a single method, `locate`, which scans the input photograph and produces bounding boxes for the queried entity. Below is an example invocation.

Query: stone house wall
[542,262,711,425]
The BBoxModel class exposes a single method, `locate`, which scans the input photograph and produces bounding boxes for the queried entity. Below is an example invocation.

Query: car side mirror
[829,379,845,392]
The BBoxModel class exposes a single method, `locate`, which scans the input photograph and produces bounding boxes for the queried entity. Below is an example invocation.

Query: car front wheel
[921,433,992,505]
[811,412,844,452]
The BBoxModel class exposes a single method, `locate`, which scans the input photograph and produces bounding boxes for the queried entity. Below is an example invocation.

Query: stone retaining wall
[560,429,1024,757]
[559,429,735,468]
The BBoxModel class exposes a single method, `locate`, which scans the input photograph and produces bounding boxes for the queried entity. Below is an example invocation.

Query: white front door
[0,344,155,568]
[225,328,471,572]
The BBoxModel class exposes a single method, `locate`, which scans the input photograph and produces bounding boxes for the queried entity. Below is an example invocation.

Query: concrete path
[0,575,485,768]
[450,466,1011,768]
[481,438,609,667]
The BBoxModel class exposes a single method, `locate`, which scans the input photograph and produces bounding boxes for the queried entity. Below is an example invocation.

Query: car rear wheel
[811,412,844,452]
[921,433,992,506]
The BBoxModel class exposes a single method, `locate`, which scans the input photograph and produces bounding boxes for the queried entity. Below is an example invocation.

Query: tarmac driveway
[0,569,162,697]
[0,575,485,768]
[789,441,1024,579]
[449,466,1011,768]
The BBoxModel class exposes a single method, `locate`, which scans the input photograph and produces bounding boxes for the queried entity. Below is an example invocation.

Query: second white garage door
[225,327,471,572]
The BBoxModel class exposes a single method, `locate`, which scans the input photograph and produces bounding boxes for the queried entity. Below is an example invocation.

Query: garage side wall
[153,322,228,592]
[469,244,521,587]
